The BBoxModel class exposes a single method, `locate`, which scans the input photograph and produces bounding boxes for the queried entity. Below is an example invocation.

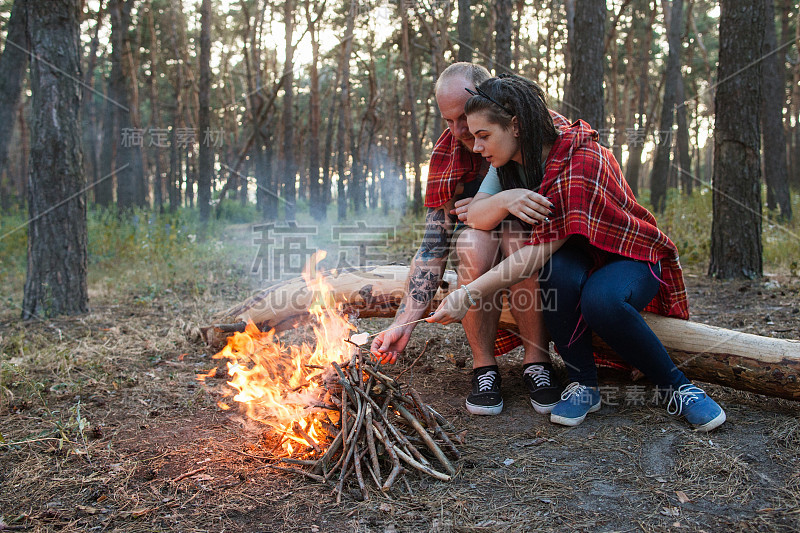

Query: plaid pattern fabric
[425,110,572,209]
[493,328,522,357]
[528,119,690,320]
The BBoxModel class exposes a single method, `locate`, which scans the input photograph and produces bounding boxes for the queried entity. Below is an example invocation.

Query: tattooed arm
[370,201,456,363]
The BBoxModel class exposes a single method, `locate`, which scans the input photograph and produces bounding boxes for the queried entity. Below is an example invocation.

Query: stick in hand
[348,316,432,346]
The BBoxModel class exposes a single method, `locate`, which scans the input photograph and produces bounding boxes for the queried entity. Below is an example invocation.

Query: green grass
[644,186,800,273]
[0,206,257,310]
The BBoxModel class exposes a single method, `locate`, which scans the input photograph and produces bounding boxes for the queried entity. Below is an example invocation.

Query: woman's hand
[451,197,472,223]
[426,287,474,325]
[503,189,554,225]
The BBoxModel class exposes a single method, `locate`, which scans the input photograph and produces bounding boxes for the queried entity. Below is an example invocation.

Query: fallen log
[202,265,800,401]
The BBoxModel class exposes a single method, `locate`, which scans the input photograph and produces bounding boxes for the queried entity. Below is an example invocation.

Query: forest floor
[1,221,799,533]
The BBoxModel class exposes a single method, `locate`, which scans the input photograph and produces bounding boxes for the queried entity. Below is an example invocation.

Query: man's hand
[450,197,472,223]
[426,287,473,325]
[369,324,414,364]
[503,189,554,226]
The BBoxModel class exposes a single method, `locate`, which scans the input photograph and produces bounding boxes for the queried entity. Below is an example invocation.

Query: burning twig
[292,421,322,454]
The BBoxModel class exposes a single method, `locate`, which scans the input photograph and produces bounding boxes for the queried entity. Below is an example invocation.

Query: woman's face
[467,110,522,167]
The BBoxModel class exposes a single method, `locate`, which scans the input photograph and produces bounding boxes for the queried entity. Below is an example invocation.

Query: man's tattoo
[408,267,440,304]
[419,208,451,261]
[429,208,446,223]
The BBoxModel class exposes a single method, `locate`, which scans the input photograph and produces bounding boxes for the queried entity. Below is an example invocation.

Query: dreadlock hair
[463,74,558,192]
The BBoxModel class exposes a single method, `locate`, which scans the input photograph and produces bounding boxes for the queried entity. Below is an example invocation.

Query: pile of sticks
[265,350,461,502]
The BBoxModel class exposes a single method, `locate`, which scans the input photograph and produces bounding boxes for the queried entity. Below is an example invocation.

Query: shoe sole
[693,409,726,432]
[550,401,601,427]
[530,399,558,415]
[466,399,503,415]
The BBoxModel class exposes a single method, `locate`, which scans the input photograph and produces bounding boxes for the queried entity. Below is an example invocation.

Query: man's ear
[511,116,520,137]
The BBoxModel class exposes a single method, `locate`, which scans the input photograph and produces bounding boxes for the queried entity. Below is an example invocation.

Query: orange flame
[212,251,357,453]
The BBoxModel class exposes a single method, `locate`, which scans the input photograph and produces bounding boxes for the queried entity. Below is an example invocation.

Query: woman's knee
[580,260,660,327]
[580,285,626,329]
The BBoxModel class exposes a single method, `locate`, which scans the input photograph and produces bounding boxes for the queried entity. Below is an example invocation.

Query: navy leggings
[538,243,690,389]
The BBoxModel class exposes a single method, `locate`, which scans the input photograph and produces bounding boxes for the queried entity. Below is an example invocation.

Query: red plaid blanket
[424,110,571,209]
[529,119,690,320]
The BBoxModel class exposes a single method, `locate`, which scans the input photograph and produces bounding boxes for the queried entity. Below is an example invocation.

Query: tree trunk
[282,0,296,221]
[650,0,683,212]
[168,115,181,211]
[0,0,29,183]
[675,75,692,195]
[457,0,472,62]
[321,50,342,214]
[709,0,765,280]
[97,78,117,208]
[16,99,29,205]
[305,0,322,220]
[759,0,792,221]
[108,0,144,211]
[22,0,87,319]
[493,0,512,73]
[793,10,800,189]
[197,0,212,222]
[562,0,575,103]
[400,2,422,214]
[625,2,658,198]
[166,2,186,212]
[781,0,797,185]
[336,2,356,221]
[564,0,605,133]
[185,147,194,208]
[145,0,163,212]
[83,1,105,206]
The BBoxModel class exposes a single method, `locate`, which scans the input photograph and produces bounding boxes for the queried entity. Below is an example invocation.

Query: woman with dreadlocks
[427,74,726,431]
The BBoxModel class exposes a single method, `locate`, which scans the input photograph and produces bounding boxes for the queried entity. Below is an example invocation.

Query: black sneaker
[522,363,562,414]
[466,366,503,415]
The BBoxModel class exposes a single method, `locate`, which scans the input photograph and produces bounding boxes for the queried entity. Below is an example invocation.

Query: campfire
[202,252,460,500]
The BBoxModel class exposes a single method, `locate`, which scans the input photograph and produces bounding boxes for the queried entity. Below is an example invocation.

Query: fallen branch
[171,467,207,483]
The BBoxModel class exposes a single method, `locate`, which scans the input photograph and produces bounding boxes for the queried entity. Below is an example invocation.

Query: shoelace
[524,365,551,388]
[560,382,592,402]
[561,381,594,403]
[667,384,706,415]
[476,371,498,392]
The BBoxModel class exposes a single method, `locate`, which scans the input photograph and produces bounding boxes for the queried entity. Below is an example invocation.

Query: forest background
[1,2,800,531]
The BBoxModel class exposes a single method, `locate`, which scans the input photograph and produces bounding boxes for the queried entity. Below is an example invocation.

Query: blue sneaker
[667,384,726,432]
[550,382,601,427]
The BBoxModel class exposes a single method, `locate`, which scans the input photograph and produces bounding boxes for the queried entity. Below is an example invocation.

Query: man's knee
[456,228,499,274]
[499,221,531,256]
